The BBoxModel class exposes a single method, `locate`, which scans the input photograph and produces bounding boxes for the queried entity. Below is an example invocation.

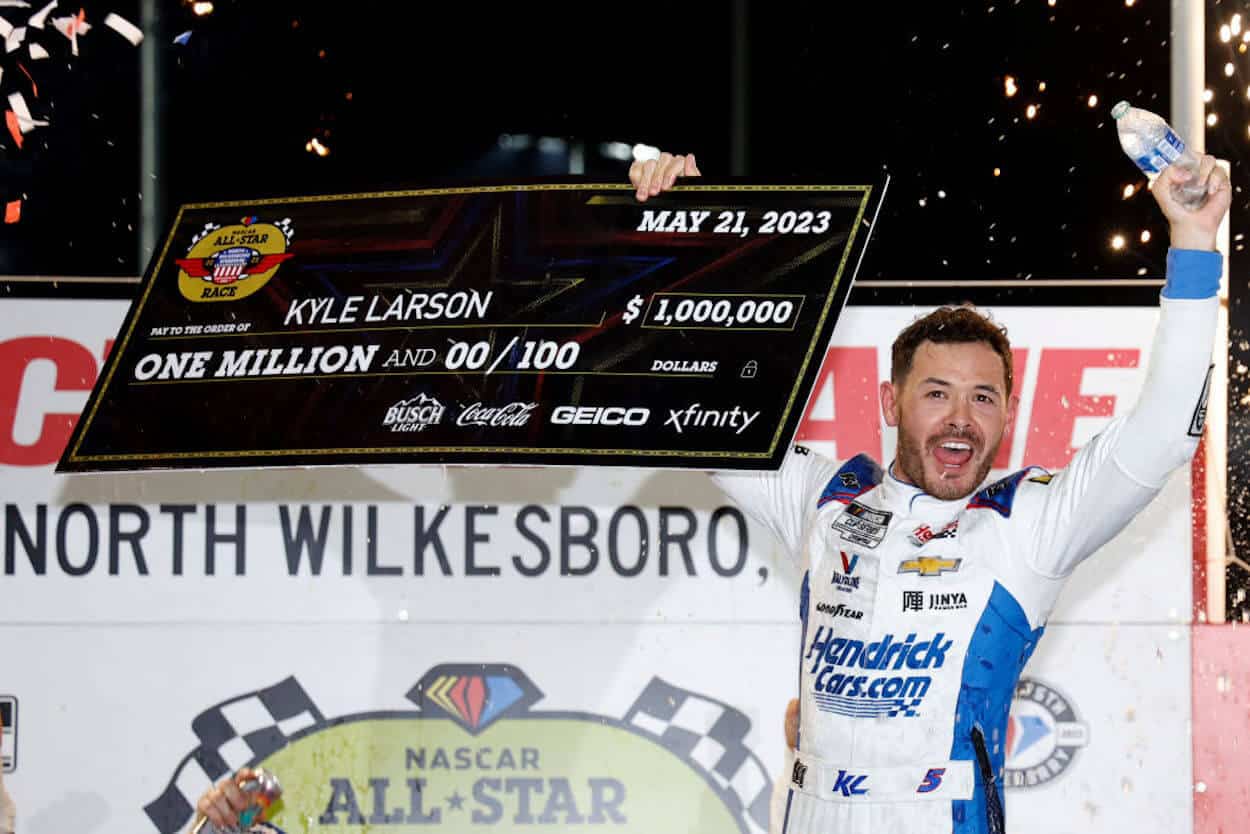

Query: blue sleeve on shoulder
[1163,248,1222,299]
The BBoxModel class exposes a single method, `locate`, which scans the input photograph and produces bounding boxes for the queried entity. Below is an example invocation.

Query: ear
[881,380,901,428]
[1004,393,1021,436]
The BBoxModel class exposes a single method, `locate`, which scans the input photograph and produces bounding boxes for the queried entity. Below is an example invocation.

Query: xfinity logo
[551,405,650,426]
[664,404,760,435]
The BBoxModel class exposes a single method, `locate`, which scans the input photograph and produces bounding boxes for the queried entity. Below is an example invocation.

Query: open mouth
[932,439,975,469]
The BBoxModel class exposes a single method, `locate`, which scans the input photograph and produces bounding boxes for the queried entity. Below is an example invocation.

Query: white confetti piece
[4,24,24,52]
[8,91,31,123]
[27,41,45,58]
[0,1,31,7]
[103,12,141,45]
[5,91,46,133]
[51,13,89,55]
[28,0,55,28]
[0,18,13,38]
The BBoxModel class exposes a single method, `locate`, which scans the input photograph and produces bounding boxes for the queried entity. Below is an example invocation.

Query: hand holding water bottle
[1114,101,1231,251]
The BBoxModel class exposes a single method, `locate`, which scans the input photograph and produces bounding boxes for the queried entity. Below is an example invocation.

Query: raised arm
[1022,159,1231,576]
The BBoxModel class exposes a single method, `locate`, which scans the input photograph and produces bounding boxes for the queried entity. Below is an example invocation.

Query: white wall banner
[0,299,1195,834]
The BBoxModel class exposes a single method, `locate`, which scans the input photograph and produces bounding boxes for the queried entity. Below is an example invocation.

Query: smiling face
[881,339,1018,500]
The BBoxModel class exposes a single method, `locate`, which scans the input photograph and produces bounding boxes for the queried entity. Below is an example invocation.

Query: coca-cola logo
[456,401,539,428]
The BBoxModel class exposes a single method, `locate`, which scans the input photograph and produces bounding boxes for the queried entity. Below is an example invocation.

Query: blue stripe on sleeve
[1163,248,1222,299]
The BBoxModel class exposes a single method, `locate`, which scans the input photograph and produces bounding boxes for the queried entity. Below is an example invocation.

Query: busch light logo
[383,394,445,433]
[806,628,953,718]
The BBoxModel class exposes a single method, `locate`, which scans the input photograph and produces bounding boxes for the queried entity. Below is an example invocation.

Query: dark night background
[3,0,1250,615]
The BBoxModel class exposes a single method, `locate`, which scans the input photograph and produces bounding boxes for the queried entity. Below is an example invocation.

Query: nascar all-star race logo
[174,216,295,302]
[1004,677,1090,789]
[145,665,772,834]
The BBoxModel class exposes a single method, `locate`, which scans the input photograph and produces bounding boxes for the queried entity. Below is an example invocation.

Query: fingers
[197,788,234,831]
[221,777,252,814]
[1205,160,1231,195]
[784,697,800,750]
[631,159,657,201]
[631,149,699,201]
[195,771,254,831]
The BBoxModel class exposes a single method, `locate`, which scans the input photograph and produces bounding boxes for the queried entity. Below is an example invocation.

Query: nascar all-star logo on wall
[174,216,295,302]
[145,665,772,834]
[1004,677,1090,789]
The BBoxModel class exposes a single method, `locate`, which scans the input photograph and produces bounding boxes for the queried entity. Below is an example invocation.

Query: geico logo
[550,406,650,426]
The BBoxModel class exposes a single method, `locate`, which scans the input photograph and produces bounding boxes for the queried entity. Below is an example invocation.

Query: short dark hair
[891,305,1014,395]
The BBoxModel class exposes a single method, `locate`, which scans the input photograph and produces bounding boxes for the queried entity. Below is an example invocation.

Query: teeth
[941,442,972,451]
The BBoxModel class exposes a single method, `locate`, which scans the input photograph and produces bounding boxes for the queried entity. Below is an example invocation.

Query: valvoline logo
[145,665,773,834]
[840,551,859,575]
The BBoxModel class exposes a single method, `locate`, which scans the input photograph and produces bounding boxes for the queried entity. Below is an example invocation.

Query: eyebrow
[920,377,1002,395]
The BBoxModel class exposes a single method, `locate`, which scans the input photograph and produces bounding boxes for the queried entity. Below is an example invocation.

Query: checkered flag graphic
[624,678,772,834]
[144,677,323,834]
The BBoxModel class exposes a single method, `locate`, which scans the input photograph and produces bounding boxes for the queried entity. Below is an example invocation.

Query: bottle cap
[1111,101,1131,119]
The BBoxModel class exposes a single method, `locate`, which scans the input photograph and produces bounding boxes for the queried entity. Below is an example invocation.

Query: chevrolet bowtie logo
[898,557,962,576]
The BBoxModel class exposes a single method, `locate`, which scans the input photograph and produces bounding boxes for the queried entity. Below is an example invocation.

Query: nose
[945,396,973,431]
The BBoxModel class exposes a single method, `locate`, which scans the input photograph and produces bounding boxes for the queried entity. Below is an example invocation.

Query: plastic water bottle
[1111,101,1208,210]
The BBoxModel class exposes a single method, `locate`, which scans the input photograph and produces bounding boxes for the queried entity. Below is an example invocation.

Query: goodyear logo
[898,557,961,577]
[174,215,295,302]
[145,666,772,834]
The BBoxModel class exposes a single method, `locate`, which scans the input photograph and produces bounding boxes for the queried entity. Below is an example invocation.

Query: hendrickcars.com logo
[144,665,772,834]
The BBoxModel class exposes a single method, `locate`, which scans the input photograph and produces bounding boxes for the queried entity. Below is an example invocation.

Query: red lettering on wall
[1023,348,1140,469]
[796,347,882,460]
[0,337,98,467]
[992,348,1031,469]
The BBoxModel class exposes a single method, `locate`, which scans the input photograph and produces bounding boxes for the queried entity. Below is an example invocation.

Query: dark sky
[0,0,1244,291]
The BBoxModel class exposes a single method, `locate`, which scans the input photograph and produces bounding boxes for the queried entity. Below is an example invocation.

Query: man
[631,152,1230,833]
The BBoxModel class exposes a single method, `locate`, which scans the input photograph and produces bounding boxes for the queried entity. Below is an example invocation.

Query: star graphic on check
[446,791,466,811]
[897,557,962,577]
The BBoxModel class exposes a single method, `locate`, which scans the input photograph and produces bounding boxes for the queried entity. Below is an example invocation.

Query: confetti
[5,24,25,52]
[7,92,46,132]
[5,109,23,148]
[27,41,46,58]
[0,18,13,37]
[27,0,53,28]
[16,61,37,95]
[103,12,141,46]
[4,199,20,224]
[51,10,88,56]
[173,29,191,45]
[0,1,31,7]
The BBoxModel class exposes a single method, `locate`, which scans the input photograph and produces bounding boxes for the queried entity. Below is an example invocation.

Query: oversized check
[58,180,884,472]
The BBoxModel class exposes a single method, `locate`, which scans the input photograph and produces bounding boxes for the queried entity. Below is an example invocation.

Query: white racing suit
[714,249,1220,834]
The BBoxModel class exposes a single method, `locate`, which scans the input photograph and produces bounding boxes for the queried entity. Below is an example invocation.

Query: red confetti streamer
[5,111,23,149]
[17,62,38,98]
[4,200,20,224]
